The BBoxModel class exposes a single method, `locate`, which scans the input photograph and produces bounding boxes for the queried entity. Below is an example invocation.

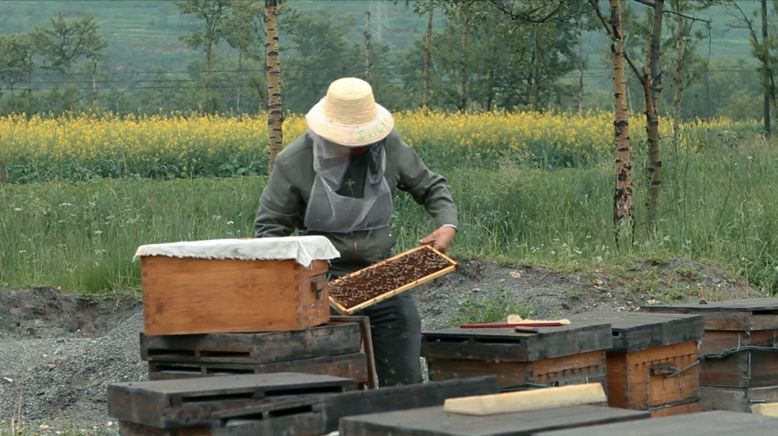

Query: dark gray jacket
[254,130,457,276]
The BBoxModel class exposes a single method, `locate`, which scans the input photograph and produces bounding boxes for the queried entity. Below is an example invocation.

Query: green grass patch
[2,136,777,295]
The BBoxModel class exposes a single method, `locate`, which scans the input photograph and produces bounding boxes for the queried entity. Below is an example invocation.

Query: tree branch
[588,0,611,36]
[487,0,564,24]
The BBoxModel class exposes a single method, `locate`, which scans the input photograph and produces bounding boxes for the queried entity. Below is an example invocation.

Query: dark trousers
[353,292,422,387]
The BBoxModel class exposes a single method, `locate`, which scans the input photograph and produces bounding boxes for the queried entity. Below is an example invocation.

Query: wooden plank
[107,373,355,429]
[427,351,606,390]
[339,405,649,436]
[642,299,778,331]
[142,257,330,334]
[443,384,606,416]
[567,311,704,352]
[212,376,501,436]
[329,315,379,389]
[148,353,369,385]
[699,329,778,353]
[649,398,701,417]
[422,322,611,362]
[606,341,699,410]
[700,349,778,388]
[140,321,361,364]
[535,410,778,436]
[119,421,211,436]
[700,385,778,412]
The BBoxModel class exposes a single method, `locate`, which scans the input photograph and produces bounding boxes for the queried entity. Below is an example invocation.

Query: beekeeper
[254,77,457,386]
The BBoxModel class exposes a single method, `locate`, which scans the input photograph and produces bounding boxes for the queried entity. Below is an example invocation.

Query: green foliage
[450,291,535,326]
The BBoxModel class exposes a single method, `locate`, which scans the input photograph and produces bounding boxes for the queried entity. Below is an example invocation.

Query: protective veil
[304,132,393,233]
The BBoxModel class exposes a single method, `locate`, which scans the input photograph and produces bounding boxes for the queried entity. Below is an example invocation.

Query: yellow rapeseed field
[0,111,758,182]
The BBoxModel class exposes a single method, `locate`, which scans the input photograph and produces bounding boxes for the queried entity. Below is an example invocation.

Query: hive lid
[133,236,340,267]
[567,311,704,352]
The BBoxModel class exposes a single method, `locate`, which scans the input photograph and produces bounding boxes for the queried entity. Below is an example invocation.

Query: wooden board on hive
[140,320,361,364]
[642,298,778,331]
[147,353,369,386]
[328,245,457,315]
[566,311,704,352]
[422,321,612,362]
[141,257,330,335]
[107,372,355,430]
[211,376,501,436]
[534,410,778,436]
[338,405,650,436]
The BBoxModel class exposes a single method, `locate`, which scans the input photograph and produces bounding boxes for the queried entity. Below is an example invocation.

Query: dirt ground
[0,258,763,434]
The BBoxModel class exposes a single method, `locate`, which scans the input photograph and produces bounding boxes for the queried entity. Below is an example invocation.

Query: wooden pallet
[140,320,362,364]
[535,410,778,436]
[329,245,458,315]
[566,311,704,416]
[699,385,778,412]
[211,376,500,436]
[422,321,611,389]
[339,404,650,436]
[107,372,355,430]
[148,353,369,386]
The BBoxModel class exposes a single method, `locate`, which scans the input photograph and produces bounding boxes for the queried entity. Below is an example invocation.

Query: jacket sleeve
[396,138,459,229]
[254,157,305,237]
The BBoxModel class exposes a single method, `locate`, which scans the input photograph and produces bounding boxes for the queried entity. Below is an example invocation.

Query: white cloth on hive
[133,236,340,267]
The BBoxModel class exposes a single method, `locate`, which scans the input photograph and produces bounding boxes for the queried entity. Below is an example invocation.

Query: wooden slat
[148,353,369,386]
[142,257,330,334]
[107,373,355,429]
[649,398,701,417]
[422,322,611,362]
[700,349,778,388]
[212,376,501,436]
[140,321,361,364]
[567,311,704,352]
[535,410,778,436]
[339,405,649,436]
[700,385,778,412]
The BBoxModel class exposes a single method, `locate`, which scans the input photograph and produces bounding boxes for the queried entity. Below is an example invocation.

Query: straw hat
[305,77,394,147]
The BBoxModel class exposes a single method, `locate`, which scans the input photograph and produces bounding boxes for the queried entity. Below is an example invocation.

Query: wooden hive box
[421,321,612,390]
[567,311,704,417]
[339,405,649,436]
[211,376,500,436]
[135,236,340,335]
[107,372,356,436]
[534,410,778,436]
[140,317,376,389]
[643,298,778,411]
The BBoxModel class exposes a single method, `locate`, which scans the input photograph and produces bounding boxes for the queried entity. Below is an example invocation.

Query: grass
[2,131,777,296]
[450,291,535,326]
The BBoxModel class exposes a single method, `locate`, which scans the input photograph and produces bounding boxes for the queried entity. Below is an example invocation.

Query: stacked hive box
[643,298,778,412]
[421,320,612,390]
[567,311,704,417]
[108,374,500,435]
[134,237,371,387]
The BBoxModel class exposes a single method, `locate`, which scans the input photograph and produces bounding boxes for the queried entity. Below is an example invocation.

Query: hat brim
[305,98,394,147]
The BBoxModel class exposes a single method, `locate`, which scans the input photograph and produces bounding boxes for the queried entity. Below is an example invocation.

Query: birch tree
[265,0,282,172]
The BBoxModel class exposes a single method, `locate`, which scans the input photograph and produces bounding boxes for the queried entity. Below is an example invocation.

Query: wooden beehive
[136,237,339,335]
[140,318,375,388]
[421,321,612,390]
[643,298,778,411]
[535,410,778,436]
[107,372,356,436]
[328,245,457,315]
[339,405,650,436]
[567,311,704,417]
